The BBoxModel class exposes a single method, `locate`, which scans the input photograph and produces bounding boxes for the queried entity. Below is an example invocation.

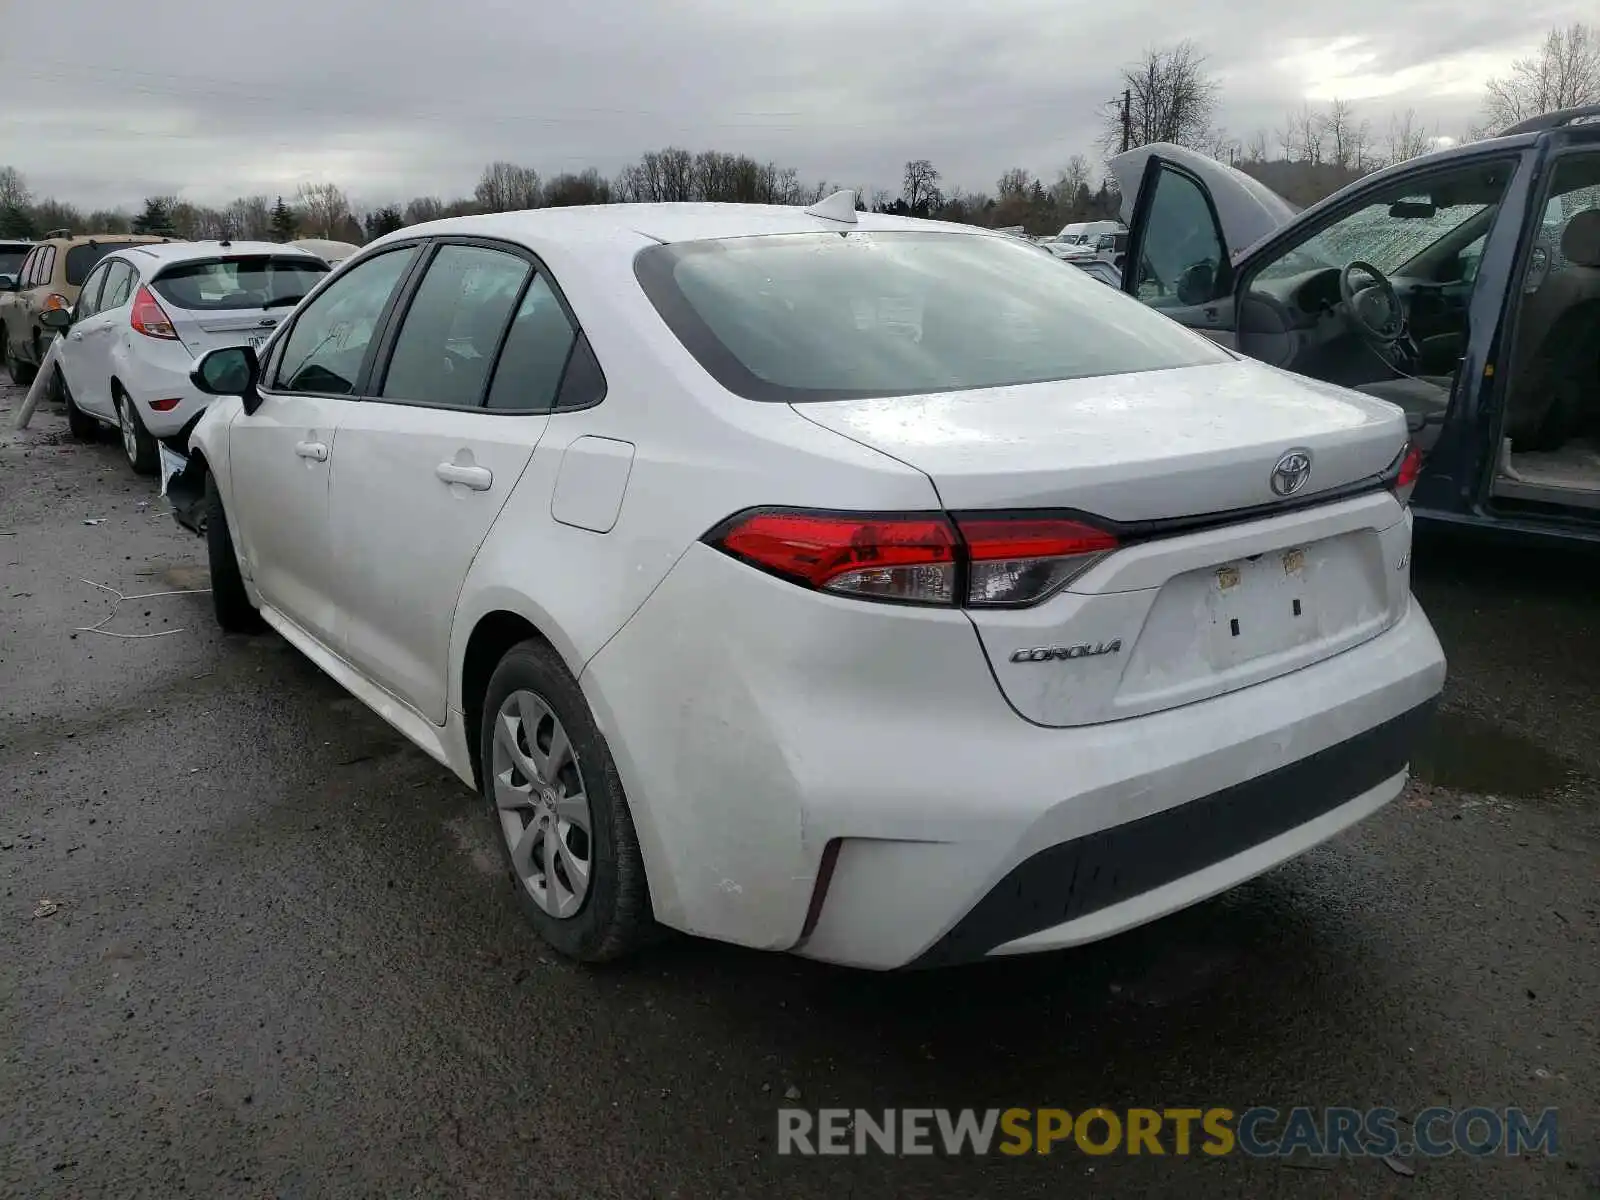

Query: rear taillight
[707,509,1119,608]
[955,515,1119,606]
[1391,443,1424,506]
[130,286,178,340]
[712,510,959,605]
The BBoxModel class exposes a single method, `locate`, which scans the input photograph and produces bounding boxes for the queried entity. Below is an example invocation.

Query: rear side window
[151,256,328,312]
[485,274,580,411]
[36,246,57,286]
[635,231,1228,402]
[66,241,151,286]
[19,250,39,286]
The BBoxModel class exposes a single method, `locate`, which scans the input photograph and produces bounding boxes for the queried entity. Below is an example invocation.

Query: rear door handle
[435,462,493,490]
[294,440,329,461]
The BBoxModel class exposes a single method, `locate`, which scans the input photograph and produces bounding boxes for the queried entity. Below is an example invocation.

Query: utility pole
[1121,89,1132,153]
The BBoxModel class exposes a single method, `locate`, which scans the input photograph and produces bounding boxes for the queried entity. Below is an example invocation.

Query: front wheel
[204,474,263,633]
[480,639,655,963]
[116,390,159,475]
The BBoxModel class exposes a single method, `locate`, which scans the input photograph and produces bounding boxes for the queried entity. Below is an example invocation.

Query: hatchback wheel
[480,639,655,962]
[116,390,158,475]
[61,370,98,442]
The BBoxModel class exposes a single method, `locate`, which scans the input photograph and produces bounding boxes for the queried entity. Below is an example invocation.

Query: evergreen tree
[269,195,297,242]
[363,205,405,241]
[0,202,35,239]
[131,197,177,236]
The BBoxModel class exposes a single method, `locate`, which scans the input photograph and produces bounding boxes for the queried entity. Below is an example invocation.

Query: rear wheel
[479,639,655,963]
[204,474,263,633]
[115,388,159,475]
[61,369,98,442]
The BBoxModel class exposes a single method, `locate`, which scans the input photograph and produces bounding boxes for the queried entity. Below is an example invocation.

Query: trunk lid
[793,360,1414,727]
[793,359,1406,520]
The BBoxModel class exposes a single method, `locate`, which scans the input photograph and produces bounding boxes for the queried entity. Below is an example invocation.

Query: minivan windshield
[635,231,1228,402]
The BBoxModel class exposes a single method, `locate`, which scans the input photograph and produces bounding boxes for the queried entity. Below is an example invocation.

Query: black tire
[479,639,655,963]
[204,474,263,634]
[61,370,98,442]
[115,388,159,475]
[7,338,34,386]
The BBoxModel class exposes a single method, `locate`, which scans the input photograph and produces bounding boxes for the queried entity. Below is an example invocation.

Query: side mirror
[0,275,17,292]
[192,345,263,413]
[39,307,73,330]
[1176,260,1217,305]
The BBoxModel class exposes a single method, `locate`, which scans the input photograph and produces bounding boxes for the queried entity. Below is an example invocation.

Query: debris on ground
[33,899,59,918]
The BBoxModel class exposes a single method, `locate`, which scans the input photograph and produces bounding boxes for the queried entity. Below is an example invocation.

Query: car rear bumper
[581,544,1447,970]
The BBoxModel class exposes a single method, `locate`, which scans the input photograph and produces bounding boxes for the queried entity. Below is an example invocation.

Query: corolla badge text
[1009,640,1123,664]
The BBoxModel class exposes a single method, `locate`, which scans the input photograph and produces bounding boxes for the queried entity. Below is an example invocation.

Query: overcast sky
[1,0,1592,212]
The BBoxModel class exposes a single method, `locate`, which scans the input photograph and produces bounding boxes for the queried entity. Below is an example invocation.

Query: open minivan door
[1111,142,1298,345]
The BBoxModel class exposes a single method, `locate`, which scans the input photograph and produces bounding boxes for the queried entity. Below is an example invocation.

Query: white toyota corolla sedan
[169,193,1446,970]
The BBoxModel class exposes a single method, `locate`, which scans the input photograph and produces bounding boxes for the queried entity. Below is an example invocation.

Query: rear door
[1113,143,1299,342]
[326,239,568,724]
[149,254,329,357]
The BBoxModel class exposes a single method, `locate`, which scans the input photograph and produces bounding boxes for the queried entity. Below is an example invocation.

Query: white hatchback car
[170,194,1446,970]
[41,241,329,474]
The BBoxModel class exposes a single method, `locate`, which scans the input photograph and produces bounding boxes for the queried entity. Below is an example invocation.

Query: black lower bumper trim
[908,701,1437,968]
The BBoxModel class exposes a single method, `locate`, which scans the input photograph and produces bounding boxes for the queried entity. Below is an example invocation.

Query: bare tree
[403,196,447,225]
[296,181,351,238]
[995,167,1031,199]
[1244,129,1271,162]
[0,165,30,209]
[1321,98,1358,168]
[1386,108,1436,164]
[1198,127,1239,163]
[474,161,542,212]
[901,159,942,212]
[544,169,612,207]
[225,195,272,240]
[1483,22,1600,131]
[30,198,83,234]
[1099,41,1220,155]
[1281,103,1324,164]
[86,209,132,234]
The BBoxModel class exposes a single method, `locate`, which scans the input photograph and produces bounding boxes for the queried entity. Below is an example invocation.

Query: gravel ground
[2,377,1596,1198]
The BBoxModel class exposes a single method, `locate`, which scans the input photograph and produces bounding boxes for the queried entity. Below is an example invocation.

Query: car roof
[381,202,1012,256]
[116,240,323,266]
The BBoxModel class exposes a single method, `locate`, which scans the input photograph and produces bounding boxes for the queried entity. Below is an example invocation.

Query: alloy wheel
[120,401,138,465]
[490,689,594,918]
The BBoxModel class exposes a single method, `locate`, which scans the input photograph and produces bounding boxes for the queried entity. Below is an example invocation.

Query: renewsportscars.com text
[777,1106,1560,1158]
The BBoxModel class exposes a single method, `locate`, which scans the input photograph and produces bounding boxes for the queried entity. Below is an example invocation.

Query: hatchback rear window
[66,241,151,286]
[151,256,329,311]
[635,231,1227,402]
[0,248,26,277]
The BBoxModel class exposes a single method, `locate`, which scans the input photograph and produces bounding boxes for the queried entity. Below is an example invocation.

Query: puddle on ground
[1410,709,1587,799]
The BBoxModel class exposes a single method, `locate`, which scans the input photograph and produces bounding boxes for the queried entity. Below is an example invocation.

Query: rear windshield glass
[635,231,1227,402]
[66,241,150,286]
[0,248,26,276]
[151,256,330,311]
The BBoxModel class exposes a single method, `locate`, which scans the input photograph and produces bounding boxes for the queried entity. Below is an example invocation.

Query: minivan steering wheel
[1339,260,1405,346]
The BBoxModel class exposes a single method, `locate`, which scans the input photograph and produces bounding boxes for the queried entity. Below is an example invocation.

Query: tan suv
[0,232,178,385]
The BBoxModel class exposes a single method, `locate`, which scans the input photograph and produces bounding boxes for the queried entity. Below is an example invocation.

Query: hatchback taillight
[707,509,1119,607]
[130,285,178,340]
